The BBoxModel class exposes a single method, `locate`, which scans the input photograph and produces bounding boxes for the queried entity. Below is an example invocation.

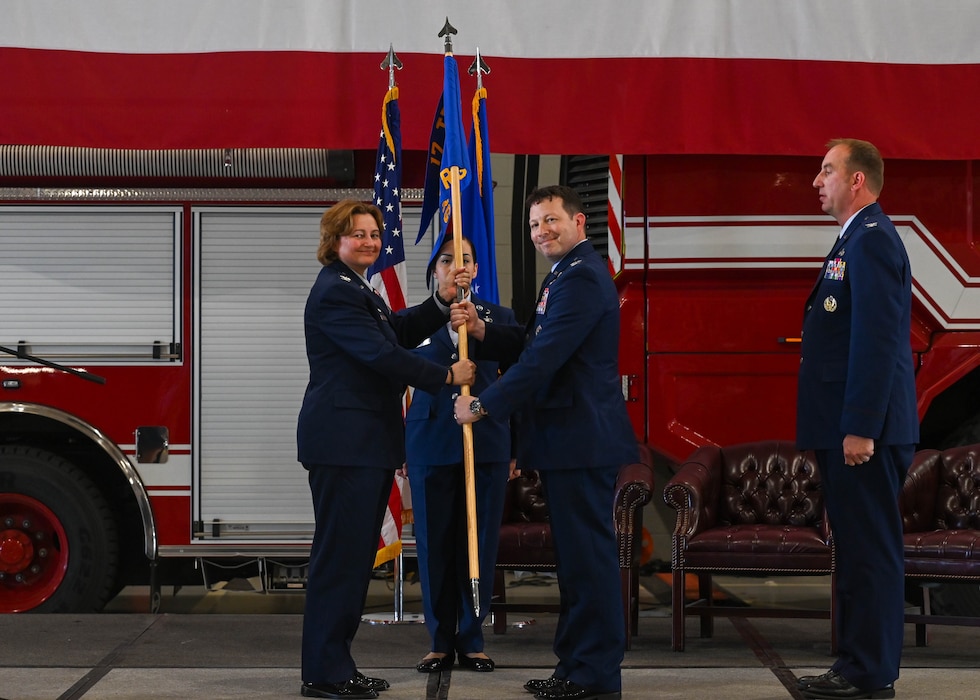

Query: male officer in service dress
[453,185,637,700]
[796,139,918,700]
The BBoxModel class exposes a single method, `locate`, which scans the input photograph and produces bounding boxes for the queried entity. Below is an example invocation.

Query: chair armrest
[613,449,655,568]
[899,449,942,533]
[819,509,833,541]
[614,458,655,535]
[615,460,655,506]
[663,447,722,537]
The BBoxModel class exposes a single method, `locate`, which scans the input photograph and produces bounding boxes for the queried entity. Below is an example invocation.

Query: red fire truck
[611,154,980,463]
[2,2,979,615]
[2,147,978,615]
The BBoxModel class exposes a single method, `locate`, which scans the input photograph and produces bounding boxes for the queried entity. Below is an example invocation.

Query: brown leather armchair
[900,444,980,645]
[490,446,655,650]
[664,440,836,651]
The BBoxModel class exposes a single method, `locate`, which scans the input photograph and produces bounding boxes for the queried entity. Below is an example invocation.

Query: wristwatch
[469,398,487,417]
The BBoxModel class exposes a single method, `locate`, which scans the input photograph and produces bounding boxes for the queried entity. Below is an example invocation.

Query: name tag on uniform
[825,258,846,281]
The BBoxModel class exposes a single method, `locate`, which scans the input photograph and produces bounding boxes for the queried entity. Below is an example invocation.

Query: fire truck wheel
[0,445,119,613]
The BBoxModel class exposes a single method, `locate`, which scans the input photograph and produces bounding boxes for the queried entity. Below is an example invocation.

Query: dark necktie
[370,285,391,316]
[536,270,557,303]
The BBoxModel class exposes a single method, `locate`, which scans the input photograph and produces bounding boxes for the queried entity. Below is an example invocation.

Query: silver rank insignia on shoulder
[339,274,352,282]
[570,259,582,267]
[865,221,878,228]
[475,304,492,322]
[823,296,838,312]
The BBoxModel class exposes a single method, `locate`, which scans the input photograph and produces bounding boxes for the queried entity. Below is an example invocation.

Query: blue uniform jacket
[477,241,638,470]
[405,296,516,465]
[796,202,919,449]
[297,260,449,468]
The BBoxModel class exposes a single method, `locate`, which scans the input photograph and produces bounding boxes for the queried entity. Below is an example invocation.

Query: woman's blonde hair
[316,200,384,265]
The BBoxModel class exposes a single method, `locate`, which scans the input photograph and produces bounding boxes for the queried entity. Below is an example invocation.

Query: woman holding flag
[404,235,516,674]
[296,200,475,700]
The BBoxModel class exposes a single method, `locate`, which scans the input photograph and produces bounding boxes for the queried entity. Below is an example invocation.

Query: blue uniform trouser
[302,465,393,684]
[816,443,913,690]
[409,460,509,654]
[540,466,625,692]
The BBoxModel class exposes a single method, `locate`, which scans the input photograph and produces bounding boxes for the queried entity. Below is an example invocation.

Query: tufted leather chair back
[901,445,980,532]
[663,439,836,652]
[717,443,824,529]
[501,470,550,524]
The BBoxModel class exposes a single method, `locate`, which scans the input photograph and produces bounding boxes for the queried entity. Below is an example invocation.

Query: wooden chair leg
[916,583,932,647]
[698,573,714,639]
[671,567,685,651]
[492,568,507,635]
[630,562,641,636]
[620,566,632,650]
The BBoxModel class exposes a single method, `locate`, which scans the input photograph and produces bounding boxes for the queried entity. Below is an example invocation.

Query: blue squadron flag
[417,54,472,257]
[416,94,446,246]
[417,54,499,303]
[462,85,498,303]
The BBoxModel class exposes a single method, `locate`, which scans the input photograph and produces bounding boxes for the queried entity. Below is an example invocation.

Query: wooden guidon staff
[439,17,481,618]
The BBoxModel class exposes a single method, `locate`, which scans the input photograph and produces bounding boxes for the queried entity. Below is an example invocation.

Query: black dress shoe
[525,676,563,693]
[800,671,895,699]
[301,679,379,699]
[354,671,390,691]
[458,653,495,672]
[798,670,838,689]
[415,652,454,673]
[533,679,622,700]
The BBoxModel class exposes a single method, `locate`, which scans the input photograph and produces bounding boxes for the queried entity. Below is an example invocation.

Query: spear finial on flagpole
[468,48,491,90]
[439,17,457,54]
[381,43,402,90]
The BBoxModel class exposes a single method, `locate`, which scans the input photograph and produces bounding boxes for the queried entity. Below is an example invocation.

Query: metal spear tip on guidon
[380,43,403,89]
[439,17,457,54]
[471,578,481,619]
[468,48,490,89]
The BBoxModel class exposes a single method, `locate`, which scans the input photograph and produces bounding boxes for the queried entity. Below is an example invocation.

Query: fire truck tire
[0,445,119,613]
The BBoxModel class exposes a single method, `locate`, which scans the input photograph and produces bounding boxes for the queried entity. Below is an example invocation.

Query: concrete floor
[0,459,973,699]
[2,571,978,700]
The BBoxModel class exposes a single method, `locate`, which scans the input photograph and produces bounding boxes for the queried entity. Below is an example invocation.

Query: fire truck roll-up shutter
[0,207,180,360]
[194,205,427,540]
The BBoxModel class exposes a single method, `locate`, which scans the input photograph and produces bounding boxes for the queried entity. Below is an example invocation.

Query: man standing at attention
[453,185,637,700]
[796,139,918,700]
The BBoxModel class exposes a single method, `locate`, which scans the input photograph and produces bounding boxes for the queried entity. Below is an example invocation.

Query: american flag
[368,85,407,312]
[368,85,407,568]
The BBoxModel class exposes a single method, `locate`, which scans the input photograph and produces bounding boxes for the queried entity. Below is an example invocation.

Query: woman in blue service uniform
[296,200,475,700]
[404,236,517,674]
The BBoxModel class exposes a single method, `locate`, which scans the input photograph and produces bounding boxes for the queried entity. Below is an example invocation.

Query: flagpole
[362,45,424,627]
[440,18,482,619]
